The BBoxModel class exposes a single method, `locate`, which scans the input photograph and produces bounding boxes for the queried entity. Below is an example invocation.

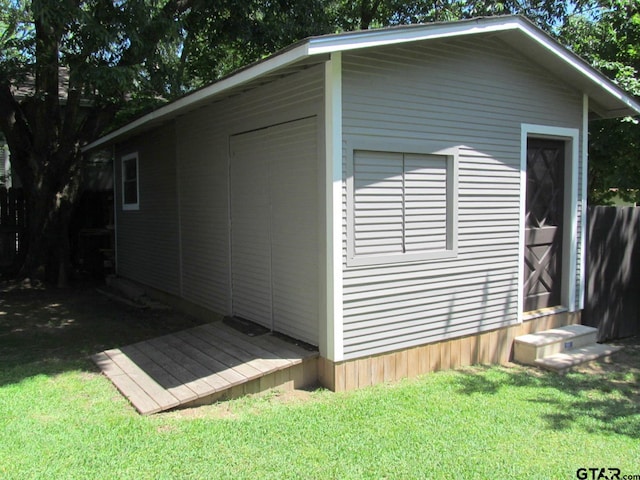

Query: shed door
[523,138,564,311]
[229,117,319,345]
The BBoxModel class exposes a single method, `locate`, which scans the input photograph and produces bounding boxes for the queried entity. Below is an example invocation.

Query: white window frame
[518,124,580,321]
[346,140,458,267]
[121,152,140,211]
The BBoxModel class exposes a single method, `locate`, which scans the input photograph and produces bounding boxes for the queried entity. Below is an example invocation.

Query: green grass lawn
[1,284,639,479]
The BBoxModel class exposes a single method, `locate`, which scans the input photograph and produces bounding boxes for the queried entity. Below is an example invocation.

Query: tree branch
[0,81,37,187]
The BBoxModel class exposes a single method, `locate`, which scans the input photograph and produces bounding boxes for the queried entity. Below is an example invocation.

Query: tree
[560,0,640,204]
[0,0,189,284]
[167,1,590,93]
[0,0,337,285]
[161,0,335,93]
[329,0,588,32]
[1,0,632,286]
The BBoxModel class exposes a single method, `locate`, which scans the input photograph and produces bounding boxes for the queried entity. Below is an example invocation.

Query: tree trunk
[16,153,82,285]
[18,191,52,281]
[18,199,79,285]
[54,199,74,288]
[53,166,82,288]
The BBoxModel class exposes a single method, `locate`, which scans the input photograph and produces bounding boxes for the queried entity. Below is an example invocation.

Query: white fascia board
[84,16,640,153]
[307,18,521,55]
[82,43,311,152]
[515,21,640,116]
[308,16,640,116]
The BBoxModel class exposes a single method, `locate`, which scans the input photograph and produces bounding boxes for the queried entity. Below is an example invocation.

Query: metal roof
[84,15,640,151]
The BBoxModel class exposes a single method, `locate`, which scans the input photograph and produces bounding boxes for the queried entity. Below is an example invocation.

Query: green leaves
[0,0,34,82]
[2,0,639,205]
[561,0,640,204]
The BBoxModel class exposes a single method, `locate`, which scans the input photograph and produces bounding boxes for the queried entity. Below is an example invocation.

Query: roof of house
[11,67,94,109]
[11,67,70,101]
[84,15,640,152]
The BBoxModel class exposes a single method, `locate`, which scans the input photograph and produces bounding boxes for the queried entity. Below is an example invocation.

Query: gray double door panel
[229,116,319,345]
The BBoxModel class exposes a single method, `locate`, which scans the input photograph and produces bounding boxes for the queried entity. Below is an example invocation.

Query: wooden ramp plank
[181,328,266,380]
[205,324,295,365]
[209,323,317,360]
[174,330,251,387]
[96,349,179,414]
[147,335,230,392]
[195,326,285,374]
[103,348,181,409]
[196,324,294,371]
[131,340,212,399]
[92,351,127,378]
[107,371,164,415]
[93,321,319,415]
[120,344,198,403]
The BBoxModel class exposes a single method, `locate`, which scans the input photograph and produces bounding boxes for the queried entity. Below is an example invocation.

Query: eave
[83,15,640,152]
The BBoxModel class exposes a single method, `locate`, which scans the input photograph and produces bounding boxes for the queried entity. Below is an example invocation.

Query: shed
[85,16,640,391]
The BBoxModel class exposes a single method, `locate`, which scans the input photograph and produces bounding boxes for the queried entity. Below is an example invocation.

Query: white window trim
[121,152,140,211]
[518,124,580,322]
[346,139,458,267]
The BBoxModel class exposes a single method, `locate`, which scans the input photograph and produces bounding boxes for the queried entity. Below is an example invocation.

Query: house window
[347,147,458,266]
[121,153,139,210]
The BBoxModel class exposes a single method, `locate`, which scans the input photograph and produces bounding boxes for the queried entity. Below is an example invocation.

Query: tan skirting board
[318,311,581,392]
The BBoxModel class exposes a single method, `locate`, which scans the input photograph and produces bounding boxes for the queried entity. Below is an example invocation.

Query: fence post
[0,187,26,272]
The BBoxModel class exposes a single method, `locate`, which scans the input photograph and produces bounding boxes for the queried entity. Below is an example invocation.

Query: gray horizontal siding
[352,151,449,257]
[175,65,324,316]
[116,124,180,295]
[341,35,583,358]
[176,105,235,313]
[230,117,320,344]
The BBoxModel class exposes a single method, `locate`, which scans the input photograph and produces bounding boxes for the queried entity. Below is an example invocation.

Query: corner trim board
[325,52,344,362]
[579,95,589,311]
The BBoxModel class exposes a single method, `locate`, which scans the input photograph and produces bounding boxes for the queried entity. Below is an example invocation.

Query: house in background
[85,16,640,391]
[1,135,12,188]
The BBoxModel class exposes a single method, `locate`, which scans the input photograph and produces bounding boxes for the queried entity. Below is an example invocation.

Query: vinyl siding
[116,123,180,295]
[349,150,452,262]
[229,131,272,324]
[341,36,584,358]
[230,117,320,344]
[175,65,324,316]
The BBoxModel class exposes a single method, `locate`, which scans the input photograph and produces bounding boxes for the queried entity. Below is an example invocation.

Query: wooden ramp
[92,322,318,415]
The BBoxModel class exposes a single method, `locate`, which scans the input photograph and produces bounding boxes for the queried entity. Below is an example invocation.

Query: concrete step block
[534,343,622,373]
[514,324,598,365]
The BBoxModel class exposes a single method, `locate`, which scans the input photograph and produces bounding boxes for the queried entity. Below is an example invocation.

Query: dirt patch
[0,279,206,367]
[167,402,240,420]
[574,336,640,375]
[165,388,321,420]
[571,337,640,403]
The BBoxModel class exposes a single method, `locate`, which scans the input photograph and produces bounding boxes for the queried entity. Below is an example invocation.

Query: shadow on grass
[0,281,205,387]
[453,340,640,439]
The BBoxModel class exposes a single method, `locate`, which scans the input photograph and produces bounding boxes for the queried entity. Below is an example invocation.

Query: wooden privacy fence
[584,206,640,341]
[0,187,26,272]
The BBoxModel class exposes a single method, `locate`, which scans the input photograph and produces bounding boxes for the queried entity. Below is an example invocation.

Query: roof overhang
[83,15,640,152]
